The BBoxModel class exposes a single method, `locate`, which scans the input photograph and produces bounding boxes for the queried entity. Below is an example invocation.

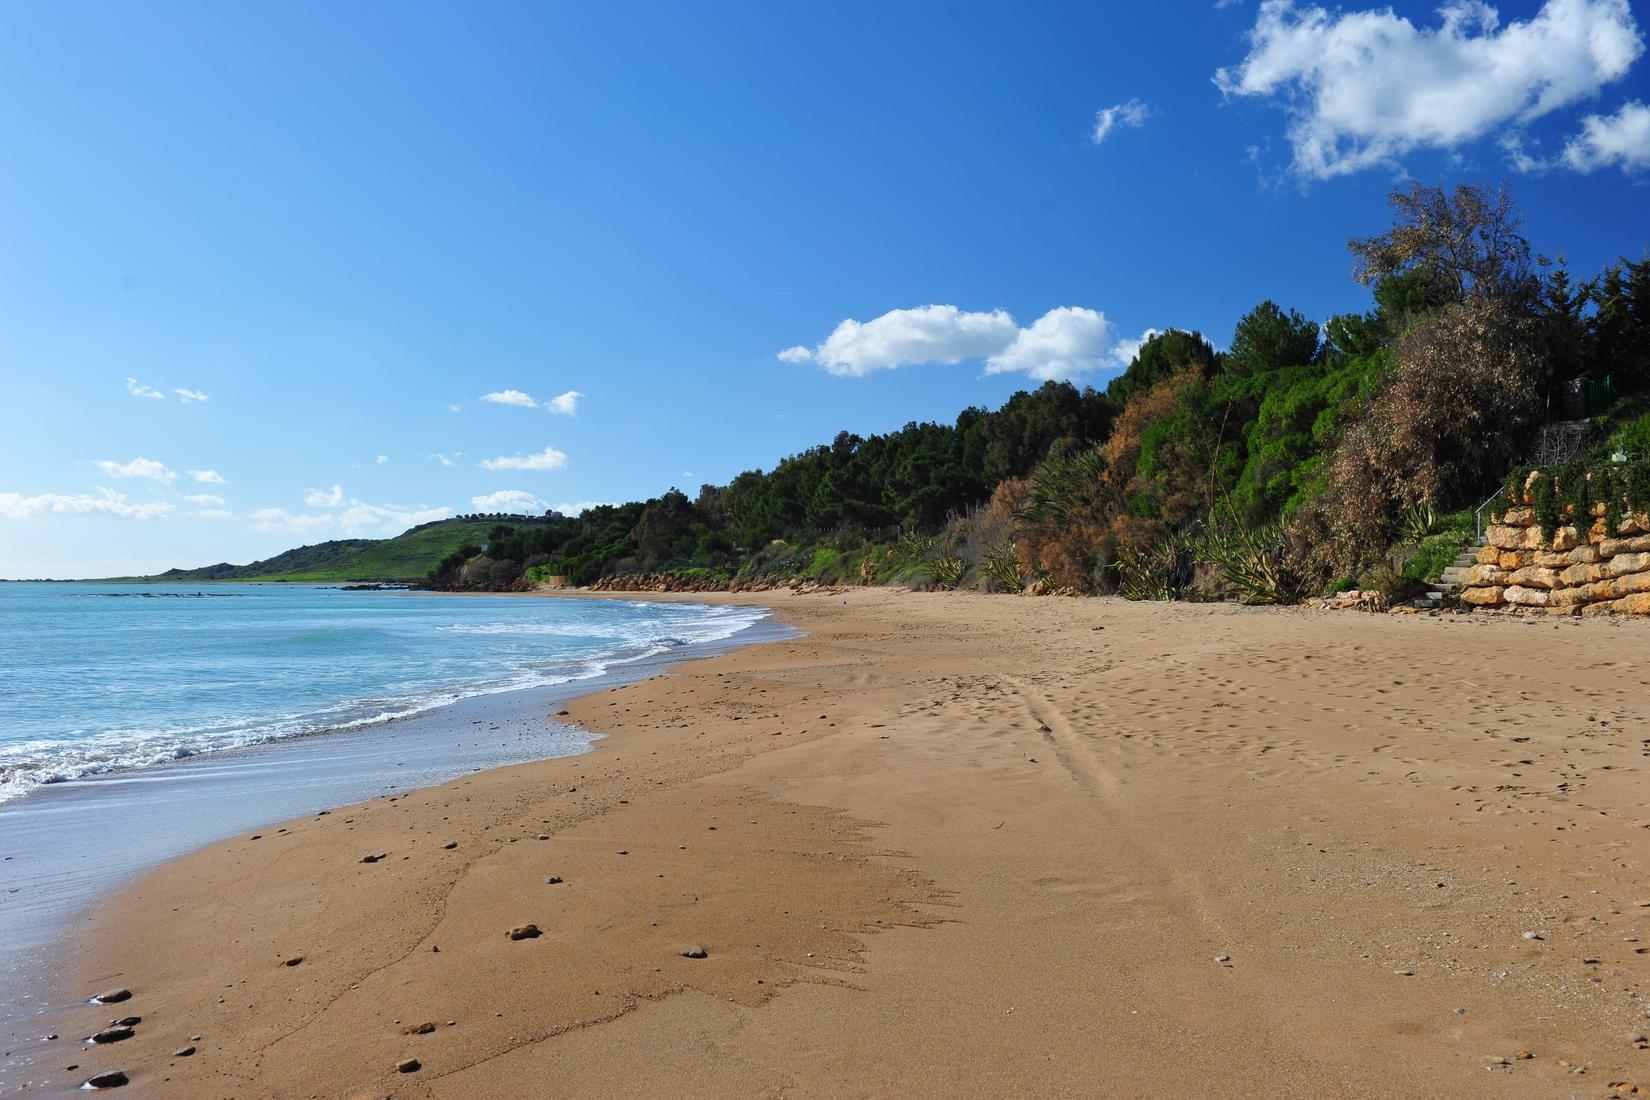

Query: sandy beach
[54,589,1650,1097]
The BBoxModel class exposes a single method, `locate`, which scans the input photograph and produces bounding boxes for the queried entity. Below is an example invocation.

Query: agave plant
[924,553,968,589]
[893,531,937,562]
[982,543,1027,593]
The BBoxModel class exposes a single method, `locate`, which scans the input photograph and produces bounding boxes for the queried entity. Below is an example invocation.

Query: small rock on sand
[507,924,541,940]
[83,1070,129,1089]
[403,1022,437,1035]
[681,945,708,959]
[360,854,386,864]
[90,1026,134,1044]
[442,842,458,850]
[283,956,304,967]
[397,1058,421,1073]
[92,989,131,1005]
[173,1046,196,1058]
[1522,931,1544,940]
[1215,954,1231,963]
[546,876,563,885]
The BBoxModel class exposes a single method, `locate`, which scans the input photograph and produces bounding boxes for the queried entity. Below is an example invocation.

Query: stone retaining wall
[1459,490,1650,615]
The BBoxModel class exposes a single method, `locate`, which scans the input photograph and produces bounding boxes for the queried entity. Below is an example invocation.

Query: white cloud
[174,387,209,403]
[470,489,548,513]
[781,304,1142,381]
[97,456,177,482]
[248,508,335,536]
[1215,0,1646,178]
[553,500,611,516]
[125,377,164,400]
[192,508,233,519]
[337,501,449,534]
[546,390,582,416]
[482,389,539,408]
[480,446,569,471]
[429,452,463,467]
[183,493,225,505]
[1091,99,1149,145]
[249,501,449,537]
[1563,99,1650,170]
[304,484,345,507]
[375,454,389,465]
[189,469,228,484]
[780,305,1019,377]
[448,403,463,413]
[984,307,1132,381]
[0,488,173,521]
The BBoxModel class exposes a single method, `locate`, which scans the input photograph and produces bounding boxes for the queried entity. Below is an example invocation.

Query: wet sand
[42,590,1650,1097]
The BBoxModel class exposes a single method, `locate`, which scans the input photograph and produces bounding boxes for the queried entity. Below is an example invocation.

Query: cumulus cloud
[1563,99,1650,170]
[192,508,233,519]
[552,501,612,516]
[482,389,539,408]
[429,452,463,467]
[1091,99,1149,145]
[304,484,345,507]
[174,387,209,403]
[375,454,389,465]
[480,446,569,471]
[96,456,177,482]
[780,304,1142,381]
[546,390,582,416]
[183,493,225,505]
[0,488,173,521]
[1215,0,1646,178]
[249,501,450,537]
[125,377,164,400]
[189,469,228,484]
[470,489,548,513]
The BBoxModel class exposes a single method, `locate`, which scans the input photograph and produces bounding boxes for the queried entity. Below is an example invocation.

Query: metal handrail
[1475,485,1508,541]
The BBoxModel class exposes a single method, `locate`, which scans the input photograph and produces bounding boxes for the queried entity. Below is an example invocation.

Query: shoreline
[22,589,1650,1097]
[0,601,791,1095]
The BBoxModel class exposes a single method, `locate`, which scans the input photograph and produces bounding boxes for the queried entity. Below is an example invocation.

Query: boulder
[1621,512,1650,536]
[1502,585,1549,607]
[1487,525,1540,551]
[1581,600,1618,618]
[1506,566,1562,590]
[1498,506,1536,526]
[1560,562,1603,586]
[1550,526,1580,551]
[1463,564,1509,586]
[1474,544,1501,565]
[1496,551,1530,571]
[1532,550,1573,568]
[1599,534,1650,557]
[1603,552,1650,578]
[1458,586,1505,607]
[1617,592,1650,615]
[1587,579,1618,602]
[1569,544,1602,564]
[1547,585,1589,608]
[1613,570,1650,596]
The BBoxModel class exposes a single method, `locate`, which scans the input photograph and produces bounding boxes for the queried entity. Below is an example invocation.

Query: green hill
[115,516,555,583]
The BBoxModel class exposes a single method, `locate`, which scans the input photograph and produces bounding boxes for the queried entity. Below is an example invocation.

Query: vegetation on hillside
[438,184,1648,602]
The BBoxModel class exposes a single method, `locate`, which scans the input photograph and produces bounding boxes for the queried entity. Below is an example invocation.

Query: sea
[0,583,775,1082]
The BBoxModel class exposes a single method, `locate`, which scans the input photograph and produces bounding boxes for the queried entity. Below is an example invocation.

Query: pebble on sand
[283,956,304,967]
[442,842,458,850]
[403,1022,437,1035]
[507,924,542,940]
[1214,954,1231,963]
[546,876,564,885]
[91,989,131,1005]
[360,854,387,863]
[1522,931,1544,940]
[397,1058,421,1073]
[83,1070,129,1089]
[90,1026,134,1044]
[681,945,709,959]
[173,1046,196,1058]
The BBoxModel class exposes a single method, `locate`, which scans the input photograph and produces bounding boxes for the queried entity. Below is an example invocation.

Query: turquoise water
[0,583,765,801]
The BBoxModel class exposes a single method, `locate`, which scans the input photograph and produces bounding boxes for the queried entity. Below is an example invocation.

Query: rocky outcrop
[1460,482,1650,616]
[585,573,850,595]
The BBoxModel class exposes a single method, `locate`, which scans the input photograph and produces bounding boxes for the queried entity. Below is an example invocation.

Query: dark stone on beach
[537,834,549,840]
[92,989,131,1005]
[397,1058,421,1073]
[83,1070,129,1089]
[361,854,386,863]
[113,1017,140,1027]
[546,875,563,885]
[90,1026,134,1044]
[681,945,708,959]
[507,924,541,941]
[173,1046,196,1058]
[556,710,571,716]
[283,956,303,967]
[443,841,458,850]
[403,1022,436,1035]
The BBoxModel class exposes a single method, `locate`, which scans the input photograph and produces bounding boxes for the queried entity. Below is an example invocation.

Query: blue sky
[3,0,1649,577]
